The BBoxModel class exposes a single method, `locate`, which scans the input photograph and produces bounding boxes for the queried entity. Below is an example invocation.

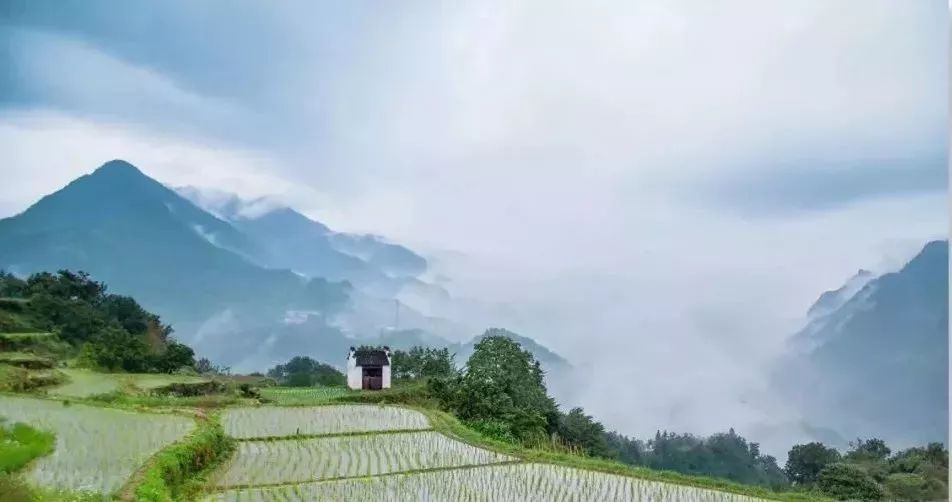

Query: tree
[391,346,456,380]
[432,333,558,443]
[81,324,151,372]
[557,407,611,457]
[817,463,885,500]
[153,340,195,373]
[845,438,891,463]
[785,442,841,485]
[267,356,344,387]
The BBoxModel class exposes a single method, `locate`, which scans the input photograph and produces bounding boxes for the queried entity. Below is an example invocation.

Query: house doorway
[361,366,383,390]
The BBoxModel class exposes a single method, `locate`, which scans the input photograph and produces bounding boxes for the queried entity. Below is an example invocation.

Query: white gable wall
[346,352,362,390]
[382,365,391,389]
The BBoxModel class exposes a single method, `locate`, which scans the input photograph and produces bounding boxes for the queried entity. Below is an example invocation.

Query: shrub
[151,381,226,397]
[818,463,885,500]
[466,419,517,443]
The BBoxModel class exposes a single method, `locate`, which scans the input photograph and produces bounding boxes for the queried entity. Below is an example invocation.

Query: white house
[346,347,392,390]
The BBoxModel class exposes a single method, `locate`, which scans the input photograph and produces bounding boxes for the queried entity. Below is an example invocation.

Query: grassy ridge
[132,415,235,501]
[416,407,833,502]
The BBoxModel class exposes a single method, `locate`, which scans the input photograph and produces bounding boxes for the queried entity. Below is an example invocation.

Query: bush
[151,381,226,397]
[883,472,946,501]
[818,463,885,500]
[466,419,517,443]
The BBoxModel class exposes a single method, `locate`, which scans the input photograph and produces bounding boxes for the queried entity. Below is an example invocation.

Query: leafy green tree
[818,463,885,500]
[604,431,646,466]
[845,438,891,463]
[786,442,841,485]
[391,346,456,380]
[432,333,558,443]
[81,324,151,372]
[153,341,195,373]
[557,407,611,457]
[0,270,26,297]
[267,356,344,387]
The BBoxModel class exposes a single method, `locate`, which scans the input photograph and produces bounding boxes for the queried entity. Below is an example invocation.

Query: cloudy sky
[0,1,947,445]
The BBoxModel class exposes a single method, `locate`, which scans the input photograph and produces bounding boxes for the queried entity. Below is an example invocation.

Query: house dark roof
[354,349,390,366]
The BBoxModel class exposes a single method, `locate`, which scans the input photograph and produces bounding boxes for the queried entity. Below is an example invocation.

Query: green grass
[259,386,352,405]
[131,415,235,502]
[0,419,55,473]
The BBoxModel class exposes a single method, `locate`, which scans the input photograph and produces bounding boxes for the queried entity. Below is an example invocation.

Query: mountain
[805,269,874,319]
[0,160,350,325]
[776,240,948,450]
[177,186,428,286]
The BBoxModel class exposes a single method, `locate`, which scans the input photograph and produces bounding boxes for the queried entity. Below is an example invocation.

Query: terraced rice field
[222,405,429,439]
[213,431,512,487]
[48,369,120,397]
[0,395,194,494]
[205,404,765,501]
[48,368,211,397]
[206,462,763,501]
[259,386,351,405]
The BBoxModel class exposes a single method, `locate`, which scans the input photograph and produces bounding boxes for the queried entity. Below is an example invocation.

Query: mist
[1,0,947,459]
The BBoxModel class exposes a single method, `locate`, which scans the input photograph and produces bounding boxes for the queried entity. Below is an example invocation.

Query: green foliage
[783,438,947,501]
[844,438,891,463]
[431,333,559,443]
[640,429,788,488]
[884,472,946,501]
[266,356,345,387]
[556,407,611,457]
[786,442,842,485]
[817,463,885,500]
[0,270,195,373]
[0,419,56,473]
[465,418,517,443]
[133,417,235,501]
[391,346,456,380]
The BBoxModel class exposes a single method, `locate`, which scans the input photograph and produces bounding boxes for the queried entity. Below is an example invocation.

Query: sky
[0,1,948,451]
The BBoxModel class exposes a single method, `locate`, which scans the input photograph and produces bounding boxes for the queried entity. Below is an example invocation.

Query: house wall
[346,356,362,390]
[382,365,391,389]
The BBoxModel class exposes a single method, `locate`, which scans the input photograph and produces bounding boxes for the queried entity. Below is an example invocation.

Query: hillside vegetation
[0,270,194,373]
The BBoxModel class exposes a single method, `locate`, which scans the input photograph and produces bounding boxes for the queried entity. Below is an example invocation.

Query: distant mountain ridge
[776,240,948,450]
[176,186,428,284]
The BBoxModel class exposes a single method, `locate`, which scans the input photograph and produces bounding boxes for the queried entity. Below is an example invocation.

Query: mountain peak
[93,159,144,177]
